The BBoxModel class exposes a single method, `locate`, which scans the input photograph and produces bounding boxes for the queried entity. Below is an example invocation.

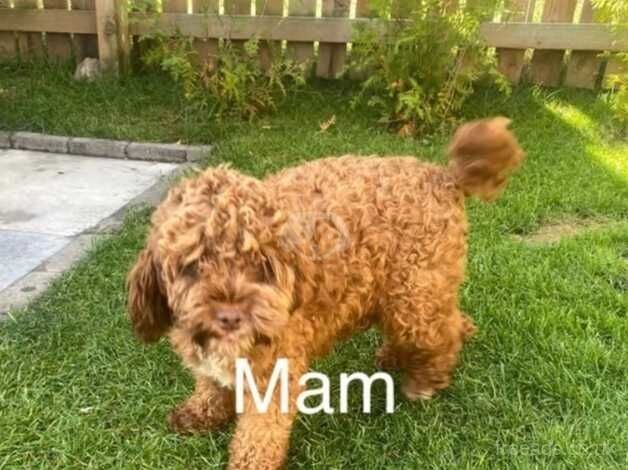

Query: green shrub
[140,34,198,97]
[604,53,628,134]
[593,0,628,134]
[139,35,305,121]
[205,40,306,120]
[350,0,508,137]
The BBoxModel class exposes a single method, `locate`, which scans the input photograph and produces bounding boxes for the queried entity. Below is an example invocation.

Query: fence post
[95,0,129,74]
[529,0,578,87]
[192,1,219,72]
[43,0,73,61]
[256,0,283,71]
[14,0,45,60]
[224,0,251,50]
[0,2,17,60]
[565,0,602,89]
[287,0,316,69]
[496,0,535,84]
[317,0,350,79]
[73,0,99,61]
[350,0,376,80]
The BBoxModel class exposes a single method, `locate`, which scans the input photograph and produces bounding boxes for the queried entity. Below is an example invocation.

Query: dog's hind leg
[168,377,235,434]
[376,312,474,371]
[377,278,471,400]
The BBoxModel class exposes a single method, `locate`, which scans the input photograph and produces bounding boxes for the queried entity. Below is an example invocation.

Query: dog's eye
[181,262,199,280]
[255,333,272,347]
[260,258,276,284]
[192,330,210,347]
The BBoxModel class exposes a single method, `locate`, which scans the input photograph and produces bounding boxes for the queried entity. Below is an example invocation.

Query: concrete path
[0,149,179,315]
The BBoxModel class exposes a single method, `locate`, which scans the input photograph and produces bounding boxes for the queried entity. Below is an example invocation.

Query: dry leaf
[397,122,416,138]
[319,115,336,133]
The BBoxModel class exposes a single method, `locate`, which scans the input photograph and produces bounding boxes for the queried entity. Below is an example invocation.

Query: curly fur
[127,117,524,469]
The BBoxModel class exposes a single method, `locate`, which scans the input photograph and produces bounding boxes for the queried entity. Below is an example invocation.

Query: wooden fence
[0,0,626,88]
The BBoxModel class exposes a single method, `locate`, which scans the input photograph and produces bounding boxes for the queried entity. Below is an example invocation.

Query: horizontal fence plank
[127,13,383,43]
[131,17,628,51]
[481,22,627,53]
[0,10,96,34]
[1,12,627,54]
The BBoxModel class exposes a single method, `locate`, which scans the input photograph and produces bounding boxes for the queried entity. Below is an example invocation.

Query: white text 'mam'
[235,358,395,415]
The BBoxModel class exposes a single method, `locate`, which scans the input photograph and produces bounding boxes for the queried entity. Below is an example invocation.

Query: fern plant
[201,39,306,120]
[140,34,305,121]
[130,0,306,121]
[350,0,509,137]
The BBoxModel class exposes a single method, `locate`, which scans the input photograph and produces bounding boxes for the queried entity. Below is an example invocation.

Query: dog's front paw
[401,373,450,402]
[168,404,213,435]
[401,382,436,401]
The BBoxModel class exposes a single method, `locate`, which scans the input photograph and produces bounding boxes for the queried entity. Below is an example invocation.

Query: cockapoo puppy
[127,117,524,469]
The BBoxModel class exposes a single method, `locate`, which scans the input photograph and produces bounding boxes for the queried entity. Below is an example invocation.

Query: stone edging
[0,131,212,163]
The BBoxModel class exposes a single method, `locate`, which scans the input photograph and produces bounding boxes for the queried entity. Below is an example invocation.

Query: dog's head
[127,169,298,366]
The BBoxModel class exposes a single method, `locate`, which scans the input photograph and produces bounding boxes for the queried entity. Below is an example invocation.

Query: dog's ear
[127,246,173,342]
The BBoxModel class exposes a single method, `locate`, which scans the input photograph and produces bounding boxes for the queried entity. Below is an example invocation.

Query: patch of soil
[513,217,618,245]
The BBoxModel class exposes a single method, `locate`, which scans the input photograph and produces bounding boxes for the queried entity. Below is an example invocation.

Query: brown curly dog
[127,117,524,469]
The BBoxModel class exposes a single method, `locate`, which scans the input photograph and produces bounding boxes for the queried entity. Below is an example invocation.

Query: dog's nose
[216,308,242,331]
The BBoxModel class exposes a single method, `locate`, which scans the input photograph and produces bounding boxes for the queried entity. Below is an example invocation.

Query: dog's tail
[448,117,525,202]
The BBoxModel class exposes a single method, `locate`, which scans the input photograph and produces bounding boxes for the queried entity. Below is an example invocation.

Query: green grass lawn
[0,62,627,469]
